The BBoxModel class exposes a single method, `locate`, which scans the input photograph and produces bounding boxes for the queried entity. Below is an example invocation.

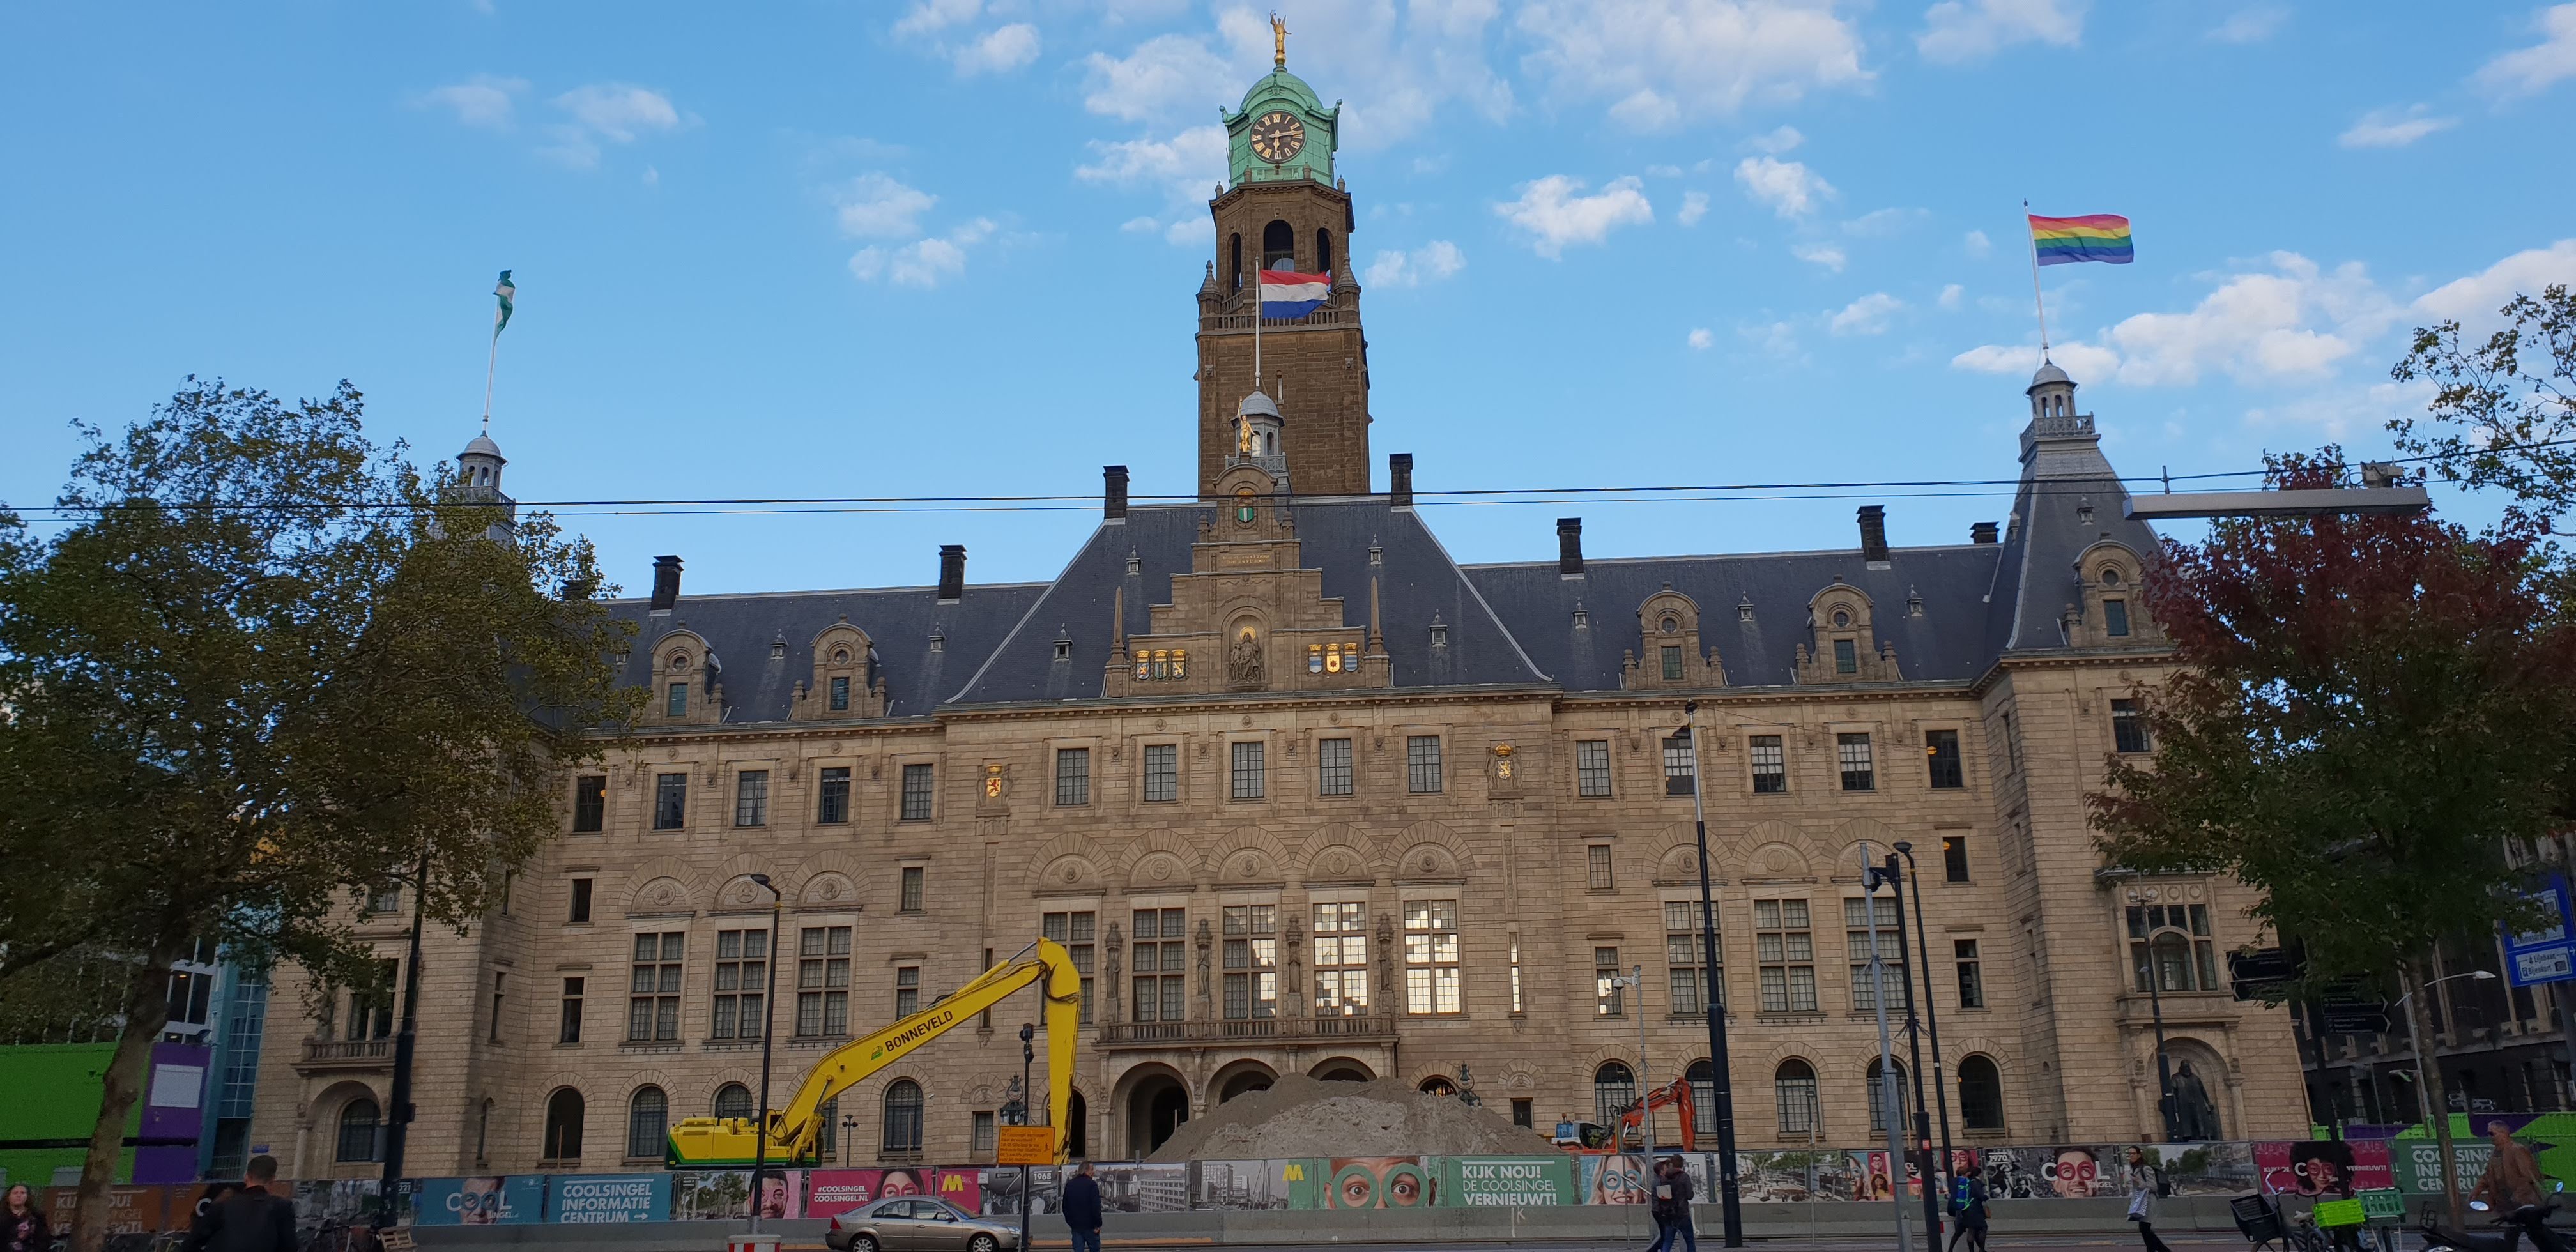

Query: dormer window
[666,683,687,717]
[1054,638,1072,661]
[670,653,690,672]
[1660,615,1680,634]
[1834,639,1858,674]
[829,676,850,711]
[2101,568,2124,588]
[1832,609,1851,628]
[2104,599,2131,637]
[832,648,851,664]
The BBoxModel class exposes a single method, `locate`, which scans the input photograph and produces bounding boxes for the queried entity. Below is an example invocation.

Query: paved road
[779,1238,2270,1252]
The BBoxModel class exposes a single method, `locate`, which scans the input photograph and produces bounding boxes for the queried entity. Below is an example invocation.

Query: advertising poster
[167,1182,243,1234]
[1318,1157,1435,1209]
[2144,1142,2261,1196]
[413,1175,544,1225]
[753,1170,802,1221]
[974,1167,1057,1217]
[809,1167,979,1216]
[1443,1156,1576,1207]
[670,1170,751,1221]
[44,1186,163,1240]
[1092,1164,1191,1213]
[2392,1140,2490,1197]
[1581,1154,1652,1205]
[1975,1147,2048,1200]
[290,1180,381,1233]
[550,1173,671,1223]
[2257,1140,2393,1196]
[2035,1146,2106,1197]
[1199,1160,1294,1210]
[1853,1152,1924,1202]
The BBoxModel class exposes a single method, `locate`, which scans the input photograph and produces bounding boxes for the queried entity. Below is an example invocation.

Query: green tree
[2392,282,2576,532]
[0,378,639,1252]
[2089,452,2576,1223]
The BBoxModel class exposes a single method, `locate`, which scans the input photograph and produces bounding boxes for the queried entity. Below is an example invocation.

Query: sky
[3,1,2573,595]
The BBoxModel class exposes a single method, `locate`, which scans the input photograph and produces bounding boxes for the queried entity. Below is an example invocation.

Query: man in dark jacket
[1062,1162,1103,1252]
[1648,1157,1696,1252]
[182,1155,296,1252]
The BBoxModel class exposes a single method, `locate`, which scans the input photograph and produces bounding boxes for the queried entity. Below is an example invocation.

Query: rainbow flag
[2028,213,2133,266]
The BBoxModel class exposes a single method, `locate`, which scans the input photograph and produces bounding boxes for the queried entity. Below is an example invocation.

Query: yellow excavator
[666,938,1083,1168]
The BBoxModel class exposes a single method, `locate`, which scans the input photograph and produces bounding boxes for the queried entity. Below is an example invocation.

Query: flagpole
[2023,199,2051,362]
[480,323,501,434]
[1252,263,1263,393]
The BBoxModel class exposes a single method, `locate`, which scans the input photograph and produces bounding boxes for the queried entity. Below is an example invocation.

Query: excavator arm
[666,938,1084,1168]
[1617,1076,1699,1152]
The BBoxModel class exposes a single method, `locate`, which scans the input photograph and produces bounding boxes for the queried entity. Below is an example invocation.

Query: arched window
[1774,1060,1819,1134]
[1958,1055,2005,1131]
[883,1079,925,1154]
[2128,903,2216,992]
[1866,1057,1911,1133]
[1315,229,1333,277]
[1229,234,1244,292]
[1262,220,1294,270]
[1686,1060,1717,1134]
[1066,1090,1089,1159]
[542,1088,585,1161]
[1593,1061,1636,1128]
[335,1098,382,1163]
[714,1083,754,1121]
[1420,1076,1458,1096]
[627,1087,669,1160]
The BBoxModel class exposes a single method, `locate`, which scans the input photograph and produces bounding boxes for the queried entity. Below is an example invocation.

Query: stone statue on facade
[1229,629,1264,687]
[2169,1062,2220,1141]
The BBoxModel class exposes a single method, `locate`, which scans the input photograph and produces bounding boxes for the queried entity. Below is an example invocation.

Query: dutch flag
[1259,267,1333,319]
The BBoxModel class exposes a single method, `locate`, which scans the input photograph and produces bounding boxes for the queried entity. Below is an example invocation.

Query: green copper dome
[1222,65,1339,188]
[1238,66,1323,115]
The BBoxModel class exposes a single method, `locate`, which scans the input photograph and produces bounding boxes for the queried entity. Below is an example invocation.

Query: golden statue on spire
[1270,11,1289,66]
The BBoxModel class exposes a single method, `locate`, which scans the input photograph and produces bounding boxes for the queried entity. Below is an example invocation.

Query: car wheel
[852,1236,880,1252]
[970,1234,1000,1252]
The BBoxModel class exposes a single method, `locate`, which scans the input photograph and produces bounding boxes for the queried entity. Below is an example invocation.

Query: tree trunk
[69,940,178,1252]
[2401,963,2465,1228]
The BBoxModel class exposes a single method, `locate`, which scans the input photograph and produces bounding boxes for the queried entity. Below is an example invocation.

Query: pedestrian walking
[2126,1147,2172,1252]
[180,1154,296,1252]
[1647,1156,1696,1252]
[3,1184,48,1252]
[2471,1122,2545,1214]
[1062,1161,1103,1252]
[1946,1172,1989,1252]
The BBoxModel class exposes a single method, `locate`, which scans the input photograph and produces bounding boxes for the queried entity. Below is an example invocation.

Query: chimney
[1970,521,1999,545]
[1556,517,1585,577]
[1103,465,1130,522]
[1857,505,1889,563]
[937,544,966,602]
[1389,453,1414,508]
[650,555,682,611]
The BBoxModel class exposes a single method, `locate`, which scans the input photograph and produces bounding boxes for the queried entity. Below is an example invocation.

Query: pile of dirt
[1146,1074,1557,1163]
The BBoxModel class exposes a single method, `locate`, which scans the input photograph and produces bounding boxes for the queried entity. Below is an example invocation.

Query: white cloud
[2338,104,2457,149]
[956,23,1041,74]
[1121,215,1162,233]
[1645,164,1684,178]
[1166,217,1211,248]
[2476,4,2576,97]
[1517,0,1869,125]
[417,74,527,128]
[849,217,998,289]
[1842,207,1921,236]
[1096,4,1505,149]
[1790,241,1846,271]
[2207,5,2288,43]
[1743,319,1802,362]
[1687,327,1715,350]
[1609,88,1683,130]
[894,0,979,37]
[1965,229,1991,257]
[1494,174,1654,258]
[1949,341,2120,381]
[1075,125,1229,207]
[1829,291,1904,335]
[2412,239,2576,330]
[833,173,939,239]
[641,164,659,187]
[1950,252,2402,387]
[1678,190,1710,226]
[1365,240,1468,287]
[1938,283,1965,310]
[1745,123,1805,153]
[1917,0,2087,64]
[540,82,684,167]
[1082,33,1235,121]
[2244,379,2435,438]
[1733,155,1833,218]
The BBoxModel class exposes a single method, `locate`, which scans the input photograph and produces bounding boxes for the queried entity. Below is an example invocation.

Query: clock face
[1250,111,1306,164]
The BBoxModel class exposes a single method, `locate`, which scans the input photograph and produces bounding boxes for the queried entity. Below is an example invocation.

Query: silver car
[827,1196,1022,1252]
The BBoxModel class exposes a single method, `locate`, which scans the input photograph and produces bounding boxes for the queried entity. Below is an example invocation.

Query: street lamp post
[1020,1021,1037,1252]
[1860,848,1911,1252]
[747,874,783,1241]
[2396,968,2498,1225]
[1680,703,1745,1247]
[1616,966,1658,1168]
[376,853,430,1230]
[1892,843,1958,1216]
[1871,853,1940,1252]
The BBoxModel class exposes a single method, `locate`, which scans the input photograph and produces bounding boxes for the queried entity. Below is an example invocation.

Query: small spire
[1368,575,1384,650]
[1110,586,1128,662]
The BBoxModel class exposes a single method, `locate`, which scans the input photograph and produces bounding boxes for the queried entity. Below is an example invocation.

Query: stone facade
[245,60,2310,1187]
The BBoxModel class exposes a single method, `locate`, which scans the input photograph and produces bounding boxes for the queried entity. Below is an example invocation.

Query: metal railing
[300,1037,394,1065]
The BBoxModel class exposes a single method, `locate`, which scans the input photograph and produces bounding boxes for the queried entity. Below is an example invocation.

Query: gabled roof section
[1993,407,2163,654]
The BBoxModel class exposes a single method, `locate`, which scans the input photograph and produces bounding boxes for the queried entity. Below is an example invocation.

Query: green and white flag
[493,270,515,337]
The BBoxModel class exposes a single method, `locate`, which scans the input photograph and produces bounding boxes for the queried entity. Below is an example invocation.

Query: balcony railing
[1096,1014,1397,1048]
[298,1037,393,1067]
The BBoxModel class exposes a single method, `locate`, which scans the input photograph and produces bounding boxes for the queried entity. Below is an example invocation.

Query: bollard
[728,1233,781,1252]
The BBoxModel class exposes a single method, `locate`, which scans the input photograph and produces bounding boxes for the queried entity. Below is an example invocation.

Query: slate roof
[1989,414,2163,653]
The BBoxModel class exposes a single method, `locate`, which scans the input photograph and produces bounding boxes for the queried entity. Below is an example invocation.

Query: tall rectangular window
[1833,639,1858,674]
[666,683,687,717]
[1407,736,1443,793]
[2002,712,2021,774]
[894,966,920,1018]
[1955,939,1985,1009]
[1042,910,1096,1024]
[817,767,851,824]
[1405,899,1462,1014]
[1314,903,1368,1015]
[2112,699,2152,754]
[2128,903,2218,993]
[1144,744,1179,802]
[1055,747,1091,807]
[1663,734,1696,795]
[1576,740,1613,797]
[1508,935,1524,1014]
[1925,729,1963,789]
[710,929,767,1040]
[1222,905,1278,1020]
[1317,737,1354,796]
[1844,897,1905,1011]
[1660,645,1685,681]
[829,675,851,710]
[569,878,593,924]
[628,933,683,1042]
[2104,599,2131,637]
[1837,733,1874,791]
[1750,735,1787,793]
[572,775,606,832]
[489,972,506,1043]
[1754,899,1817,1012]
[1943,836,1969,883]
[1231,741,1266,799]
[1595,946,1623,1016]
[797,926,852,1037]
[900,763,934,821]
[1131,908,1188,1023]
[1586,844,1615,892]
[733,770,769,827]
[1666,900,1717,1015]
[653,773,687,830]
[972,1111,998,1154]
[899,866,924,913]
[559,977,583,1044]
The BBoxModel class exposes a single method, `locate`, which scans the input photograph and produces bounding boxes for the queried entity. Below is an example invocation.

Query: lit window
[1594,947,1623,1016]
[1663,734,1696,795]
[1406,900,1462,1014]
[1222,905,1278,1020]
[1754,899,1816,1012]
[1576,740,1612,797]
[1314,903,1369,1015]
[1925,729,1963,789]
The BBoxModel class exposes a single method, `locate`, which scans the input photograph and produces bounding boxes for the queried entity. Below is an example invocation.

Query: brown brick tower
[1195,32,1371,498]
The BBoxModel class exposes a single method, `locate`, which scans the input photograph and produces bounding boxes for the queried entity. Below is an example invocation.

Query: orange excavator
[1614,1076,1700,1151]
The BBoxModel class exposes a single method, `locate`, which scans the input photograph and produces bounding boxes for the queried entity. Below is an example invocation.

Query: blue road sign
[2503,874,2576,987]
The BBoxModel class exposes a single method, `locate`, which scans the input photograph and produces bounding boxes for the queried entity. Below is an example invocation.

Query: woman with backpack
[2127,1147,2172,1252]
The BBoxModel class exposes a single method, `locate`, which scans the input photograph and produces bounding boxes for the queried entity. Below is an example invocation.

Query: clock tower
[1195,35,1372,498]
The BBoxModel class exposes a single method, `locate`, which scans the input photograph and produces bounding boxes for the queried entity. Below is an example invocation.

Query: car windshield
[921,1200,963,1220]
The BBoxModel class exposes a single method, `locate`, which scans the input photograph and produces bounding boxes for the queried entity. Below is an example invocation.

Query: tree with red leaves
[2091,451,2576,1218]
